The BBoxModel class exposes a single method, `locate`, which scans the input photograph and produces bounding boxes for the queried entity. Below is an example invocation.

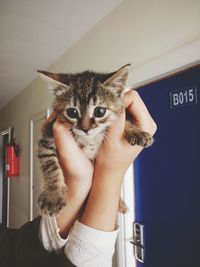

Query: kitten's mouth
[72,127,104,137]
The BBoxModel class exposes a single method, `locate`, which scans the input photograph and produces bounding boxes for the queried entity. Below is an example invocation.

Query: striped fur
[37,65,153,216]
[37,137,67,215]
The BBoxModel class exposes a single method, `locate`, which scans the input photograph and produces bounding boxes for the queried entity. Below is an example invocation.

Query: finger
[105,108,126,140]
[53,120,75,143]
[53,119,72,134]
[123,90,157,135]
[41,112,57,134]
[53,119,84,158]
[123,90,152,123]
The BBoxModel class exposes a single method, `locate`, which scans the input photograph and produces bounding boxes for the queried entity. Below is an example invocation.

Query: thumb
[105,108,126,140]
[123,89,152,125]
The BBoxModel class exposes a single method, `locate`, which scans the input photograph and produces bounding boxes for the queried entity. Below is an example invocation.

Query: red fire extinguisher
[6,127,20,177]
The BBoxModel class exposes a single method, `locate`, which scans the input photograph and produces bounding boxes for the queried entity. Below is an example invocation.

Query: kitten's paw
[38,186,67,216]
[125,131,154,147]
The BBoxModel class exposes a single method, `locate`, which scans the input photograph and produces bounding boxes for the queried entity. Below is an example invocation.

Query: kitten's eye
[66,108,79,119]
[94,107,106,118]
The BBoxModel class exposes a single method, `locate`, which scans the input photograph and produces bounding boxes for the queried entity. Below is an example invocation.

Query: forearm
[56,186,89,238]
[80,145,143,231]
[80,170,122,231]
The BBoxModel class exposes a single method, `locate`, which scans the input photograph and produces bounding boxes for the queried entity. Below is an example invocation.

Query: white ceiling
[0,0,122,110]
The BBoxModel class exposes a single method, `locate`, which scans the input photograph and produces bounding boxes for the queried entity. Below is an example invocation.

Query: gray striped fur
[37,65,153,216]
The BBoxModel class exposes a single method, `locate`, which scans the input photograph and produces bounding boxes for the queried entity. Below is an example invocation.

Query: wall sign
[170,85,198,109]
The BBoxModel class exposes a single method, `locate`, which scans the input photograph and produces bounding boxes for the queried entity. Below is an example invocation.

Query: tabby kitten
[37,64,153,216]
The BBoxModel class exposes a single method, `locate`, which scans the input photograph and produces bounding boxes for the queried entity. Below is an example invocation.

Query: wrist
[94,160,127,182]
[67,183,91,203]
[80,168,123,232]
[64,173,92,197]
[93,166,124,189]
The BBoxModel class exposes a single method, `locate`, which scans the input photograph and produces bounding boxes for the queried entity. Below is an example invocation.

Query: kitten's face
[38,65,130,137]
[62,89,120,137]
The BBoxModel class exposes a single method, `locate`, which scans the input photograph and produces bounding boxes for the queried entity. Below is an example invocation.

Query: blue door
[134,66,200,267]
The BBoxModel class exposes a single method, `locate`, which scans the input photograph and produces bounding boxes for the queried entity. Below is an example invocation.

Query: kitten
[37,64,153,216]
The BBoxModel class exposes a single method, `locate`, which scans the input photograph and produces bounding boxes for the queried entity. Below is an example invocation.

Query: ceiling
[0,0,122,110]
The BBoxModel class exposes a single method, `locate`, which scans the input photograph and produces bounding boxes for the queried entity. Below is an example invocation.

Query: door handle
[131,222,145,263]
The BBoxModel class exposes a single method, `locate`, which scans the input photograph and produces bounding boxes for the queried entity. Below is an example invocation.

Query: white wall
[0,0,200,228]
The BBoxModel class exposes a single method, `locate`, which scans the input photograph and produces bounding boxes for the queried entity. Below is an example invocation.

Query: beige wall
[0,0,200,228]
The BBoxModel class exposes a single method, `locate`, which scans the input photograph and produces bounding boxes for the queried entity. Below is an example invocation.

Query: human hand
[95,89,157,179]
[44,113,94,198]
[80,90,156,230]
[41,114,93,237]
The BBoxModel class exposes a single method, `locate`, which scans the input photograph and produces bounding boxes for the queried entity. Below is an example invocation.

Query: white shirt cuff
[40,216,119,267]
[64,221,119,267]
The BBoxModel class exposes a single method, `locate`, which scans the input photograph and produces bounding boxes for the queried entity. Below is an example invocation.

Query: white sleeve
[39,215,68,253]
[39,216,119,266]
[64,221,119,267]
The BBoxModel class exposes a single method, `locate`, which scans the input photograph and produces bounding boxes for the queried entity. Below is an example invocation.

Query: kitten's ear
[37,70,69,96]
[103,64,131,95]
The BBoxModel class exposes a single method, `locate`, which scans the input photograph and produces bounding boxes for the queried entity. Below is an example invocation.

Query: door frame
[130,38,200,89]
[117,165,135,267]
[0,127,11,227]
